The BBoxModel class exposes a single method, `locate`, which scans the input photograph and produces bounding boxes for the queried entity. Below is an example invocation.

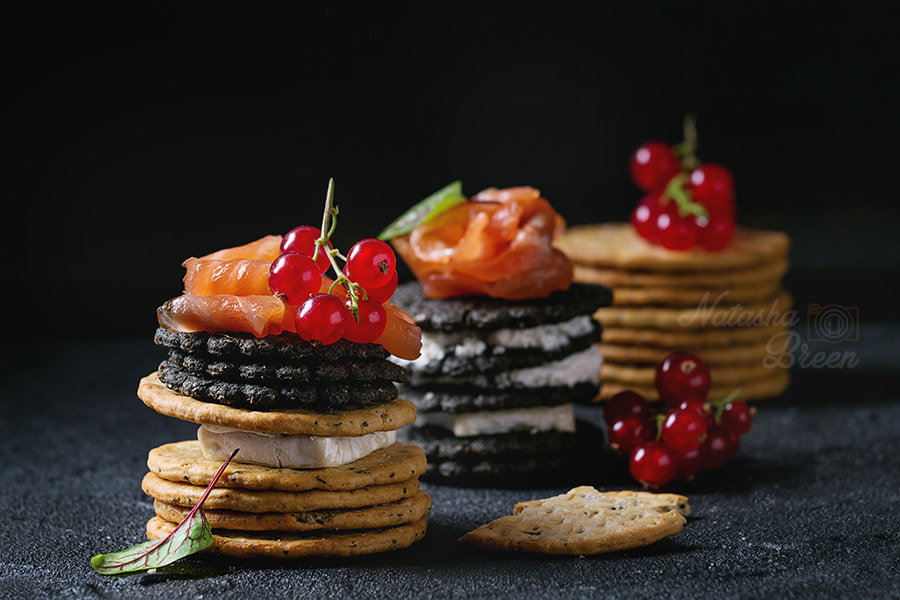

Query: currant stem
[710,387,743,421]
[659,174,709,219]
[313,178,363,318]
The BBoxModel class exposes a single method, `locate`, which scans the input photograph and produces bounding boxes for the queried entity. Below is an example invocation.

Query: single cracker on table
[147,441,426,491]
[153,490,431,532]
[458,487,690,555]
[609,280,782,307]
[593,291,793,330]
[138,372,416,436]
[597,341,774,366]
[147,515,428,558]
[572,258,789,288]
[556,223,790,271]
[602,361,783,386]
[141,472,420,513]
[598,368,791,402]
[601,323,788,348]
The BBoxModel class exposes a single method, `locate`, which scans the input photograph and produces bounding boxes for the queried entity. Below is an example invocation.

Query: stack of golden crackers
[137,374,430,558]
[556,223,792,401]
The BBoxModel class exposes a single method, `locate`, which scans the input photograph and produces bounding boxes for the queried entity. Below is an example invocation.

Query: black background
[4,2,898,338]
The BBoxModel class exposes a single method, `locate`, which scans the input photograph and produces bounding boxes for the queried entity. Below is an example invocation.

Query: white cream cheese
[417,404,575,437]
[197,425,396,469]
[392,315,596,367]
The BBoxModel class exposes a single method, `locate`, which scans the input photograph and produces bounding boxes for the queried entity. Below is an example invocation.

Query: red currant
[661,408,708,453]
[721,401,755,436]
[701,425,739,470]
[295,293,346,345]
[629,142,681,193]
[364,270,398,304]
[346,239,396,289]
[677,398,708,416]
[655,351,712,406]
[654,203,699,251]
[342,298,387,344]
[688,164,734,216]
[268,252,322,305]
[674,446,705,481]
[631,194,663,243]
[629,441,678,489]
[695,214,736,251]
[603,391,651,427]
[608,415,654,454]
[281,226,332,273]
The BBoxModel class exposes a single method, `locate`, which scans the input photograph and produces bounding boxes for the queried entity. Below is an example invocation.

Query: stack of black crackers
[391,282,613,484]
[154,328,409,410]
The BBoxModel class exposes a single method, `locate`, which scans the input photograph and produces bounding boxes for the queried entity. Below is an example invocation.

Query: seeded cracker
[459,487,690,555]
[141,472,420,513]
[147,516,428,559]
[153,490,431,531]
[147,440,426,491]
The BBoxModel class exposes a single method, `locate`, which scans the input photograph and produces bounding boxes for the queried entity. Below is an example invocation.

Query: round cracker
[153,490,431,531]
[141,472,420,513]
[597,341,773,366]
[601,324,788,347]
[148,441,426,491]
[593,292,794,330]
[147,516,428,558]
[138,372,416,436]
[597,369,790,402]
[556,223,790,271]
[602,361,782,386]
[573,258,789,288]
[610,280,782,307]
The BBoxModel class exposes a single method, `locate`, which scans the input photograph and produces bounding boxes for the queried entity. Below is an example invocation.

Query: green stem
[659,174,709,220]
[654,413,666,441]
[710,387,743,422]
[313,178,364,319]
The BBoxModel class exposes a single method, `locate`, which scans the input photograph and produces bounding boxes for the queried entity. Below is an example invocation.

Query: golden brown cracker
[153,490,431,532]
[610,280,782,307]
[601,361,781,386]
[138,372,416,436]
[458,487,689,555]
[141,472,420,513]
[601,324,787,348]
[598,368,790,402]
[147,515,428,558]
[572,258,789,288]
[147,440,426,492]
[597,341,773,366]
[556,223,790,271]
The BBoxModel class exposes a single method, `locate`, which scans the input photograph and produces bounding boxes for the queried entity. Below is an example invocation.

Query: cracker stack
[137,328,430,558]
[390,281,613,483]
[556,223,792,401]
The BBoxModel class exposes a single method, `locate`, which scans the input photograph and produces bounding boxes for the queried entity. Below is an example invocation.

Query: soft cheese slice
[197,425,397,469]
[417,404,575,437]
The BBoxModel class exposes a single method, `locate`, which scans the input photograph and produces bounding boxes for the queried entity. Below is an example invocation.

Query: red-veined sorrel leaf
[91,448,238,575]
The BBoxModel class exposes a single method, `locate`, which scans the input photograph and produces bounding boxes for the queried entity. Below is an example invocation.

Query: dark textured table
[1,337,899,599]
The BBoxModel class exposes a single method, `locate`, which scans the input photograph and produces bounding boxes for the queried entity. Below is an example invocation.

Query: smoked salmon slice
[197,235,282,262]
[182,258,273,296]
[391,187,573,299]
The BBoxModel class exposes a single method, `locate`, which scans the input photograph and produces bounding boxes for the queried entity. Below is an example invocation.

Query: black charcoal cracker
[405,320,601,377]
[390,281,612,332]
[166,348,408,385]
[154,328,389,361]
[400,427,575,462]
[399,383,599,413]
[156,361,398,410]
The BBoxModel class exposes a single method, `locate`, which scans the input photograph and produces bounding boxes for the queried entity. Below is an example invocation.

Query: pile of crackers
[556,223,792,401]
[137,330,430,558]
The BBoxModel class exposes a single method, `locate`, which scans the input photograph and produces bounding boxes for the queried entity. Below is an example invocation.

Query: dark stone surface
[1,340,899,599]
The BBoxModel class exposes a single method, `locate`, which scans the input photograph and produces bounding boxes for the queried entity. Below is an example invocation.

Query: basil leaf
[378,180,466,240]
[91,449,237,576]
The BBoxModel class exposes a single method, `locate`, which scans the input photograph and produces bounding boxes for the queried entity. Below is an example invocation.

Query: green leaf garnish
[377,180,467,240]
[91,449,238,576]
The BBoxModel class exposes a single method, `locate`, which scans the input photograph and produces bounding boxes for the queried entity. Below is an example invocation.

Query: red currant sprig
[628,116,737,251]
[605,351,757,488]
[267,179,398,345]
